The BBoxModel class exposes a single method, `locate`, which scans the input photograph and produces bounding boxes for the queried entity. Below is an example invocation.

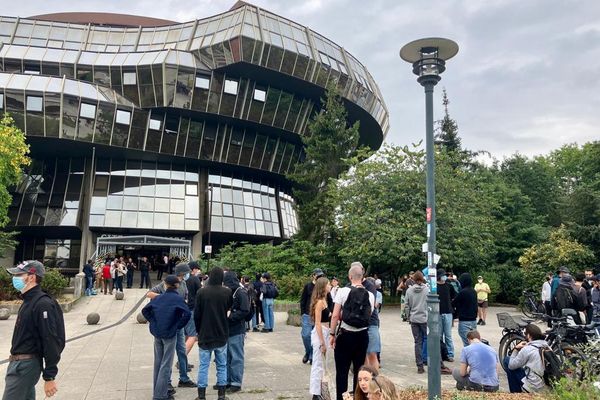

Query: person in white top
[541,274,552,326]
[329,262,375,400]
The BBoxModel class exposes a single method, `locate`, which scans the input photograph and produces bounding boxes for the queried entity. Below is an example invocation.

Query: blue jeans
[458,320,477,347]
[263,298,275,330]
[153,336,176,400]
[301,314,313,360]
[85,276,94,295]
[197,344,227,388]
[175,328,191,383]
[503,356,525,393]
[227,334,245,387]
[441,313,455,358]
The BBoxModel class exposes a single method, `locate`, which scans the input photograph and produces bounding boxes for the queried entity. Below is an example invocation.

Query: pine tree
[435,89,462,153]
[288,83,365,243]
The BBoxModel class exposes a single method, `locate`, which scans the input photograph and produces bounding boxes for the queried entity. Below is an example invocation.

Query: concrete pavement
[0,289,519,399]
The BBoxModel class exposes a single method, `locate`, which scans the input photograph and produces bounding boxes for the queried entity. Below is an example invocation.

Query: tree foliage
[0,114,30,257]
[288,83,366,243]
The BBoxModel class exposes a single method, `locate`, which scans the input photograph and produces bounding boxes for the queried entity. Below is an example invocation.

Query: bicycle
[497,311,594,380]
[522,290,546,319]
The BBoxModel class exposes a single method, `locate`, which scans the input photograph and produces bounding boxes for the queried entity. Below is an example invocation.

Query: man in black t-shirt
[437,268,456,362]
[139,256,151,288]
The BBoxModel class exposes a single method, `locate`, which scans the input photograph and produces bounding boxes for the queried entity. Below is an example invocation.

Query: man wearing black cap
[299,268,325,364]
[147,263,195,389]
[3,260,65,400]
[142,275,191,400]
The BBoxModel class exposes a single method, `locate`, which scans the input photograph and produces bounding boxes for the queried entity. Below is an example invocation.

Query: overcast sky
[8,0,600,159]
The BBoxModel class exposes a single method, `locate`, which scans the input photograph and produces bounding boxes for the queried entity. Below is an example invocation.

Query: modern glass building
[0,2,388,272]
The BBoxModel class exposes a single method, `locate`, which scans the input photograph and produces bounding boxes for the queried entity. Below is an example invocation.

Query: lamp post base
[427,293,441,400]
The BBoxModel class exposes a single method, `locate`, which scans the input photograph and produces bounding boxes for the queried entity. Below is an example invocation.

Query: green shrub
[274,274,307,302]
[0,267,19,301]
[549,377,600,400]
[520,226,595,292]
[41,269,69,298]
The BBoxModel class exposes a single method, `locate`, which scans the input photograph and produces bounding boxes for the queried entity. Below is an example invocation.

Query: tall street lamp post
[400,37,458,400]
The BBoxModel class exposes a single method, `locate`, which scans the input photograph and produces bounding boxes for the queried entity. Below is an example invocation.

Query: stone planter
[286,310,302,327]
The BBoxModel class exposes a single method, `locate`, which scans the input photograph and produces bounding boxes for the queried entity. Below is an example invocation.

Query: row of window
[16,238,82,270]
[0,89,304,176]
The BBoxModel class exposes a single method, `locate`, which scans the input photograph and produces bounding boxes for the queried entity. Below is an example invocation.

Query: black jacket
[194,269,232,349]
[224,271,250,337]
[83,263,94,278]
[300,281,314,315]
[437,281,456,315]
[10,285,65,381]
[185,274,202,310]
[261,281,278,299]
[452,273,478,321]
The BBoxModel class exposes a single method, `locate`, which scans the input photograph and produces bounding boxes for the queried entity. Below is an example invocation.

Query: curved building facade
[0,2,388,271]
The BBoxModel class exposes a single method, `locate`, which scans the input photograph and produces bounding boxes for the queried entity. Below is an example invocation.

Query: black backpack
[341,286,372,329]
[234,287,255,322]
[554,285,577,311]
[533,345,564,386]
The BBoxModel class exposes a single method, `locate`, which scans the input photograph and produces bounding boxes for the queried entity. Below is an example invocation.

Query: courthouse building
[0,2,388,272]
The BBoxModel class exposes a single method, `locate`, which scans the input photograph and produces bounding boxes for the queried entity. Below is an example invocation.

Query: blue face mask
[184,273,190,281]
[12,276,26,292]
[441,276,448,282]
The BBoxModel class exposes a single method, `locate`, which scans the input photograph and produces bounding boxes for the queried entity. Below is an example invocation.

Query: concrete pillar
[78,154,95,271]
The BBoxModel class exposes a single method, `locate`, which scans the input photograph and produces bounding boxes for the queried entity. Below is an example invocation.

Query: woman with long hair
[353,365,379,400]
[309,276,331,399]
[366,375,398,400]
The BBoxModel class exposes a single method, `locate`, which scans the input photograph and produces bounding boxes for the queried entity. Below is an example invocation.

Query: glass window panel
[223,79,238,95]
[265,221,273,236]
[26,96,43,112]
[211,187,221,202]
[244,205,253,218]
[245,219,256,235]
[186,184,198,196]
[106,195,123,209]
[154,213,169,229]
[232,189,243,204]
[221,188,232,203]
[233,204,244,218]
[223,217,235,233]
[105,210,121,226]
[254,207,262,220]
[185,196,199,218]
[185,219,199,231]
[79,102,96,119]
[89,214,104,226]
[115,109,131,125]
[255,220,265,235]
[212,202,222,216]
[211,216,222,232]
[149,117,162,130]
[195,75,210,89]
[155,180,170,197]
[138,212,153,228]
[139,196,154,211]
[222,203,233,217]
[123,196,138,210]
[139,177,155,196]
[234,218,246,233]
[253,88,266,102]
[170,214,184,229]
[170,199,184,213]
[123,71,137,85]
[155,197,170,212]
[252,193,261,207]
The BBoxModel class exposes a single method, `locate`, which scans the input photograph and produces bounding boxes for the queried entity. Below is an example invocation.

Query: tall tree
[288,83,365,243]
[0,114,30,256]
[435,89,462,153]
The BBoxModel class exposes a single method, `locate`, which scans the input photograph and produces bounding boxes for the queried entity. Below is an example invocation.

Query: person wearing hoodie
[452,273,478,347]
[195,267,232,400]
[504,324,548,393]
[223,271,250,393]
[405,271,429,373]
[404,271,451,375]
[142,275,191,400]
[552,274,583,324]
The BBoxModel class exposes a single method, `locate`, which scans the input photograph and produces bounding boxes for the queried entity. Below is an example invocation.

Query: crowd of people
[8,254,600,400]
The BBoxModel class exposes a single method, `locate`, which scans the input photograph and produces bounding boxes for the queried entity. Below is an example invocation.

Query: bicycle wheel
[499,333,525,371]
[558,344,586,381]
[522,299,536,319]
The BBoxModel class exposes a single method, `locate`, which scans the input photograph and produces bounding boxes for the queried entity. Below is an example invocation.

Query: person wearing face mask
[147,263,196,392]
[474,276,491,326]
[437,268,456,362]
[3,260,65,400]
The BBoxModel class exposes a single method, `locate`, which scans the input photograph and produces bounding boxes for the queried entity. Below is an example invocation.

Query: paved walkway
[0,289,520,399]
